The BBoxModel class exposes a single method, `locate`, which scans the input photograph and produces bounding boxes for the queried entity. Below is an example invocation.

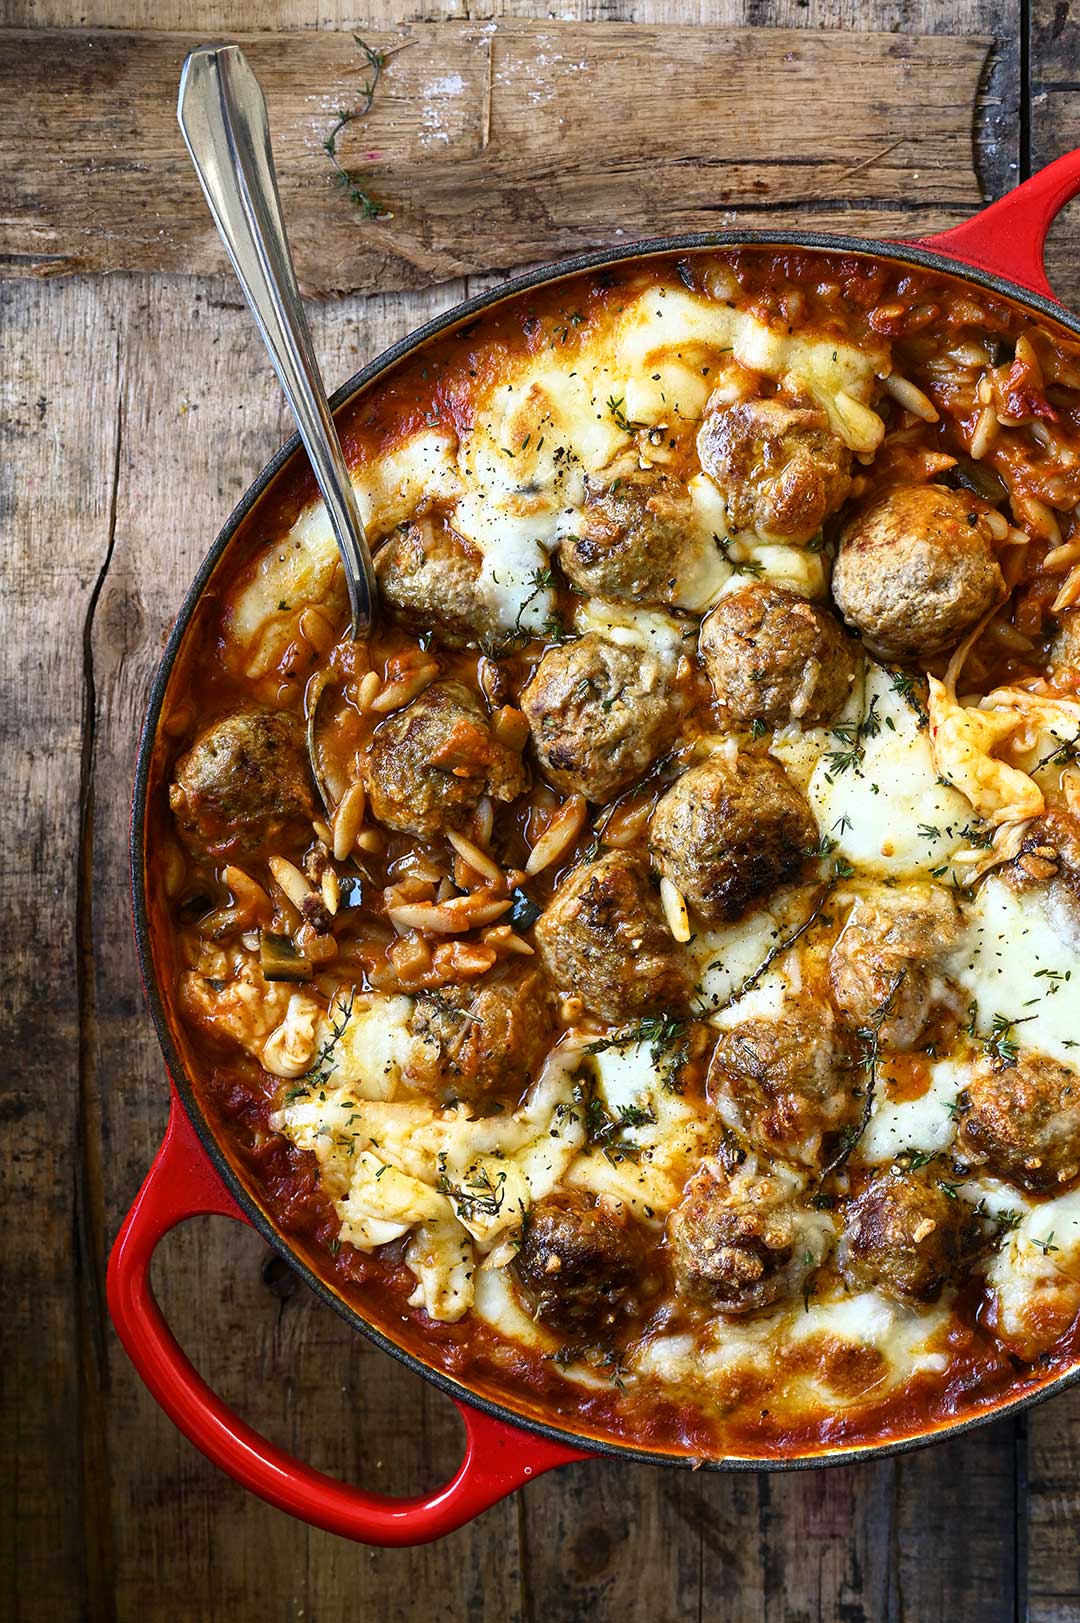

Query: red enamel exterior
[106,1090,586,1545]
[910,147,1080,302]
[108,148,1080,1546]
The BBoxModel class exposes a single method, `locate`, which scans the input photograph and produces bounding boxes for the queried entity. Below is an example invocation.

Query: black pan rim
[129,226,1080,1476]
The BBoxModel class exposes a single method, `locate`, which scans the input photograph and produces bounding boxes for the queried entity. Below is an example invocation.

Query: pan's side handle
[910,149,1080,304]
[107,1093,586,1546]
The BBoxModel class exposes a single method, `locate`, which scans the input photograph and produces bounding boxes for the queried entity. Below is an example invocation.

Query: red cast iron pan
[110,148,1080,1546]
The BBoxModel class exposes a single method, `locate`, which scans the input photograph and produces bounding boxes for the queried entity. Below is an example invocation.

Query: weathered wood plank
[1026,1389,1080,1623]
[1018,18,1080,1618]
[74,271,527,1621]
[519,1423,1019,1622]
[1030,0,1080,311]
[0,0,1040,1618]
[0,24,992,294]
[0,276,122,1620]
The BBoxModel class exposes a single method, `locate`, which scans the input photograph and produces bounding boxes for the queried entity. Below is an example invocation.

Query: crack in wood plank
[74,342,123,1623]
[0,23,992,295]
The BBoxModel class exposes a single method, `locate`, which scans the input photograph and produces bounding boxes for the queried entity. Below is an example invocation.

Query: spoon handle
[178,44,376,639]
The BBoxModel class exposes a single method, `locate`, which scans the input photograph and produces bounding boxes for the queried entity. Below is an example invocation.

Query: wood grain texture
[1014,13,1080,1620]
[15,0,1080,1618]
[0,23,993,293]
[1031,0,1080,312]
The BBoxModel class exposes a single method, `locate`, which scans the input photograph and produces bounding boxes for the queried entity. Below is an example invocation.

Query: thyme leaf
[818,970,907,1181]
[324,37,412,219]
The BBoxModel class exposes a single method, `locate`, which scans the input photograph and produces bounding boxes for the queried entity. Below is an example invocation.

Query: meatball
[699,582,856,725]
[707,995,858,1167]
[828,883,963,1050]
[535,850,691,1023]
[832,484,1005,661]
[169,708,315,859]
[512,1189,650,1335]
[362,680,527,840]
[838,1169,981,1302]
[955,1053,1080,1195]
[404,968,554,1108]
[558,470,698,605]
[375,516,498,648]
[520,632,681,803]
[667,1160,827,1315]
[649,754,816,923]
[696,393,851,544]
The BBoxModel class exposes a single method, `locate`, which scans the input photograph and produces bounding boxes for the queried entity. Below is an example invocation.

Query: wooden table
[4,2,1080,1617]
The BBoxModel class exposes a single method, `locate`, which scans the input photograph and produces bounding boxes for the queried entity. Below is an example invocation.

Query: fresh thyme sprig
[983,1012,1036,1069]
[1033,729,1080,773]
[436,1162,508,1222]
[607,395,644,435]
[295,987,357,1092]
[323,37,411,219]
[709,885,832,1013]
[818,970,907,1181]
[823,695,881,778]
[585,1011,686,1066]
[714,534,765,579]
[585,1012,690,1094]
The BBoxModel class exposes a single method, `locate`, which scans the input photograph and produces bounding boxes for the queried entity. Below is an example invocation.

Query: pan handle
[106,1093,586,1546]
[909,148,1080,304]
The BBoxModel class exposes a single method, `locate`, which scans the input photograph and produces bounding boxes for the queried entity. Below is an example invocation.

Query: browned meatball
[707,995,859,1168]
[649,754,816,923]
[362,680,527,839]
[375,515,499,648]
[404,968,554,1108]
[699,583,856,725]
[838,1169,981,1303]
[828,883,963,1050]
[955,1053,1080,1195]
[169,708,315,859]
[520,632,681,803]
[667,1160,827,1315]
[696,393,851,544]
[512,1190,650,1335]
[535,851,691,1023]
[558,470,698,605]
[832,484,1005,661]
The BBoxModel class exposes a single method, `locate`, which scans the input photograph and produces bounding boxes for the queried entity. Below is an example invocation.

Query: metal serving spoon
[178,45,377,639]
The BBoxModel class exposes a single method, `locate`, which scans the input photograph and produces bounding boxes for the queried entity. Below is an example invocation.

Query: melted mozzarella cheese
[987,1187,1080,1359]
[612,287,888,450]
[406,1216,475,1323]
[337,1151,448,1248]
[858,1058,969,1165]
[635,1286,946,1413]
[689,908,794,1015]
[787,661,972,877]
[229,430,460,674]
[573,597,692,664]
[951,876,1080,1069]
[313,993,418,1102]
